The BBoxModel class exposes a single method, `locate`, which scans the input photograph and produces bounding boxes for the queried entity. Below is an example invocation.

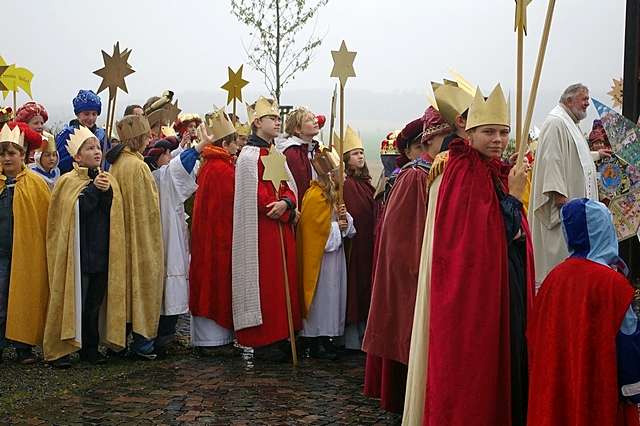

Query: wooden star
[514,0,532,34]
[0,65,8,91]
[261,145,290,191]
[331,41,357,87]
[221,65,249,105]
[608,78,623,109]
[93,41,135,100]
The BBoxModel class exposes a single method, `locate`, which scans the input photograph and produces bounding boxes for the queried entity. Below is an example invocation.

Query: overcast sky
[3,0,627,152]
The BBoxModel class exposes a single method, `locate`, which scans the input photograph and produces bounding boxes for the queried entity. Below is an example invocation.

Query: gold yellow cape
[109,148,164,339]
[43,165,127,361]
[2,167,50,345]
[296,181,332,317]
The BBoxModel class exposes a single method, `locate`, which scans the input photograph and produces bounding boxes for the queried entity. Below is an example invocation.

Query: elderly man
[529,84,612,289]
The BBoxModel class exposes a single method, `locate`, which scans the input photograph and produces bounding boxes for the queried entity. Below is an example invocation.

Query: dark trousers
[0,256,30,351]
[79,272,108,357]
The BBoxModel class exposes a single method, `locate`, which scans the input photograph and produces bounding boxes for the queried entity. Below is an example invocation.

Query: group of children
[0,89,378,367]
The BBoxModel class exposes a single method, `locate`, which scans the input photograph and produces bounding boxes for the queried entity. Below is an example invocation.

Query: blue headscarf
[561,198,627,273]
[73,90,102,115]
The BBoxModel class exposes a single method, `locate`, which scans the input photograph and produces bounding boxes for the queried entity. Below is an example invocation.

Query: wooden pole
[515,24,524,153]
[338,83,345,204]
[517,0,557,168]
[12,90,17,113]
[277,222,298,367]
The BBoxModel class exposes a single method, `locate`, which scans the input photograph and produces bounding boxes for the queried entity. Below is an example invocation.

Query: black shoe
[308,337,338,361]
[80,350,108,365]
[52,355,72,369]
[16,348,37,365]
[253,343,290,363]
[106,348,128,359]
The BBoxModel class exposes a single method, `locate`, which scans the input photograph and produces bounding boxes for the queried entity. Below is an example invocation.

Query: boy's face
[73,137,102,169]
[40,151,58,172]
[77,110,98,128]
[255,115,280,140]
[223,139,239,157]
[468,125,510,160]
[28,115,45,133]
[347,148,365,169]
[237,135,248,148]
[0,143,25,177]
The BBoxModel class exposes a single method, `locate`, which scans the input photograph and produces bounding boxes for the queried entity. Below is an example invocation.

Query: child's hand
[94,173,111,192]
[338,219,348,232]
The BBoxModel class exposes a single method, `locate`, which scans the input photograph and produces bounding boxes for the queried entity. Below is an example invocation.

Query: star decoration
[0,64,8,92]
[514,0,532,34]
[221,65,249,105]
[608,78,623,110]
[261,145,290,191]
[165,100,182,125]
[93,42,135,100]
[331,40,357,87]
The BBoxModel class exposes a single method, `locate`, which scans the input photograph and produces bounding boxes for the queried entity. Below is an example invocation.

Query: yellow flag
[0,56,34,99]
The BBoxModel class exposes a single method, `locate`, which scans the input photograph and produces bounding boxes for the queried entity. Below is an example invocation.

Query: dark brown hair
[213,133,238,147]
[0,141,25,155]
[343,151,371,180]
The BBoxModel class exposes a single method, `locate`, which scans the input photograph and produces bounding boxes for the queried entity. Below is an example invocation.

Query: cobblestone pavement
[1,318,400,425]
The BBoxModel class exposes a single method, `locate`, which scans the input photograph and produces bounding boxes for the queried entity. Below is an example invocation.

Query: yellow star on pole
[93,41,135,100]
[331,40,357,87]
[261,145,290,191]
[515,0,533,34]
[608,78,624,109]
[221,65,249,105]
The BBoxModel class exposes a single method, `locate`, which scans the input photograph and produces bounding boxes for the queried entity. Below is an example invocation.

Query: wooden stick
[12,90,17,113]
[517,0,557,168]
[277,222,298,367]
[338,83,345,204]
[515,24,524,153]
[233,96,237,125]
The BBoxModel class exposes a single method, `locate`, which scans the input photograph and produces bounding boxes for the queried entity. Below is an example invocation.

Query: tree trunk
[275,0,281,103]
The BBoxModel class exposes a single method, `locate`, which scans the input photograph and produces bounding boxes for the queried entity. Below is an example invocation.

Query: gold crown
[147,108,168,129]
[465,84,510,131]
[205,108,236,141]
[176,113,201,125]
[433,83,475,126]
[116,115,151,141]
[67,126,97,157]
[311,147,340,176]
[0,124,25,148]
[333,125,363,155]
[161,126,177,138]
[41,131,56,153]
[247,96,280,123]
[234,121,250,136]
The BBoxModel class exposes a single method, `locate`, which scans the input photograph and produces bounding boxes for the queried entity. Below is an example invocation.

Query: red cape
[363,354,407,414]
[425,140,532,426]
[362,164,428,365]
[283,144,314,207]
[235,147,302,348]
[527,257,637,426]
[343,176,379,324]
[189,146,235,329]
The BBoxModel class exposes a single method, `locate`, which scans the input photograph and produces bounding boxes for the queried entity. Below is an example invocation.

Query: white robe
[529,104,600,288]
[152,154,197,316]
[301,214,355,337]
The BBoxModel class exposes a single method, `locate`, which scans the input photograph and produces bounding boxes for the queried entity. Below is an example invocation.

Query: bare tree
[231,0,329,103]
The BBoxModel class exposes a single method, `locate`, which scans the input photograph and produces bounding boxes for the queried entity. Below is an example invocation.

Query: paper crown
[116,115,151,141]
[234,121,250,136]
[333,126,363,155]
[433,83,475,126]
[247,96,280,123]
[41,131,56,153]
[0,124,25,149]
[66,126,97,157]
[465,84,510,131]
[0,107,13,124]
[147,108,168,129]
[174,113,202,133]
[205,108,236,141]
[311,147,340,176]
[161,125,177,138]
[380,130,400,155]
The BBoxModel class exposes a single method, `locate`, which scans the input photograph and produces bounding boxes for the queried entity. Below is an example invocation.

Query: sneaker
[16,348,37,365]
[130,351,157,361]
[52,355,72,369]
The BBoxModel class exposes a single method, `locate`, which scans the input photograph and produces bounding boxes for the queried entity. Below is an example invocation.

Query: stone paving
[1,317,400,425]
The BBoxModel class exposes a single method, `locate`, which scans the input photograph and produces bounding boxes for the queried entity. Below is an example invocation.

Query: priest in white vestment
[529,84,611,289]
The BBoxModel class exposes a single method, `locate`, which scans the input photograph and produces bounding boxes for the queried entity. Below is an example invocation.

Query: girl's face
[299,113,319,139]
[28,115,45,133]
[405,142,425,160]
[187,122,198,138]
[40,151,58,172]
[347,148,365,169]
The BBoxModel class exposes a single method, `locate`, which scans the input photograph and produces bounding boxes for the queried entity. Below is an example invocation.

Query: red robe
[424,140,534,426]
[527,257,637,426]
[235,147,302,348]
[362,159,430,414]
[343,176,378,324]
[189,146,235,329]
[283,143,316,207]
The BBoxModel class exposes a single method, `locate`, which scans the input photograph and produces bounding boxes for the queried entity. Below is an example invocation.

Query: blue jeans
[0,256,30,351]
[130,315,179,354]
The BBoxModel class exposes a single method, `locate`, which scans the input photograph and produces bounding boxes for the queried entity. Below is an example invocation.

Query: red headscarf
[15,102,48,124]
